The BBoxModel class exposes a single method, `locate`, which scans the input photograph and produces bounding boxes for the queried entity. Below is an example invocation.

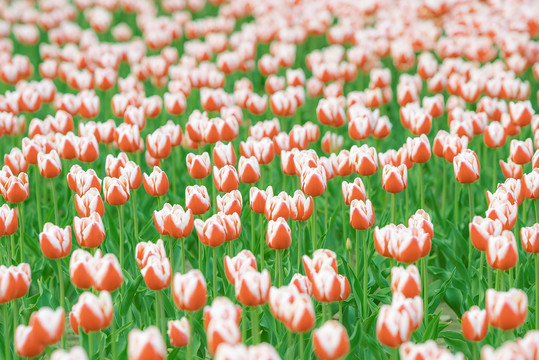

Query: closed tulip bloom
[269,286,315,333]
[349,199,375,230]
[521,224,539,253]
[453,149,480,184]
[311,267,351,303]
[486,288,528,330]
[469,216,502,251]
[186,152,211,179]
[206,319,242,356]
[29,307,65,345]
[213,165,240,192]
[313,320,350,359]
[385,227,427,263]
[164,205,194,239]
[194,215,226,247]
[382,164,407,193]
[265,191,291,221]
[235,269,271,306]
[70,249,93,289]
[341,178,366,206]
[4,148,28,175]
[203,297,242,331]
[484,122,507,148]
[247,343,281,359]
[213,142,237,168]
[143,166,169,197]
[392,294,423,331]
[289,274,312,296]
[486,198,518,231]
[69,291,113,334]
[11,263,31,299]
[487,230,518,270]
[510,139,533,165]
[120,161,143,190]
[38,150,62,178]
[461,306,488,342]
[376,304,411,347]
[73,212,105,248]
[350,145,378,176]
[153,203,172,236]
[391,265,421,298]
[1,172,29,203]
[408,209,434,241]
[105,153,128,178]
[75,188,105,217]
[172,270,207,311]
[290,190,313,221]
[509,100,534,126]
[67,165,102,196]
[301,165,327,197]
[50,346,88,360]
[406,135,431,164]
[238,156,260,184]
[168,318,190,348]
[224,250,257,285]
[137,243,171,291]
[266,217,292,250]
[0,204,17,236]
[217,190,242,215]
[302,249,339,279]
[280,150,296,175]
[250,186,272,214]
[39,223,72,259]
[103,176,130,206]
[0,265,15,303]
[92,251,123,292]
[146,130,171,159]
[128,327,166,360]
[524,169,539,199]
[185,185,211,215]
[77,136,99,163]
[500,160,523,179]
[15,325,45,358]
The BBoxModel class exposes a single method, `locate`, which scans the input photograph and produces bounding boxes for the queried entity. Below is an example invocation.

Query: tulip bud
[486,288,527,330]
[127,327,166,360]
[168,318,190,348]
[461,306,488,342]
[172,270,207,311]
[29,307,65,345]
[486,230,518,270]
[313,320,350,360]
[382,164,407,193]
[73,212,105,248]
[349,199,375,230]
[103,176,130,206]
[39,223,72,259]
[185,185,210,215]
[235,269,271,306]
[453,149,480,184]
[391,265,421,298]
[266,217,291,250]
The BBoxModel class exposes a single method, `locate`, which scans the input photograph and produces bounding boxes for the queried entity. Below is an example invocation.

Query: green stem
[405,186,409,219]
[181,238,185,273]
[536,254,539,329]
[362,230,368,318]
[111,317,117,359]
[442,160,446,217]
[17,203,23,263]
[341,198,346,242]
[492,147,497,191]
[10,235,14,266]
[88,331,93,359]
[57,259,65,348]
[117,206,124,270]
[260,215,264,269]
[324,192,328,228]
[299,332,304,360]
[3,304,10,360]
[277,250,282,287]
[422,257,428,326]
[213,246,217,298]
[251,206,255,253]
[6,234,11,265]
[132,189,138,240]
[155,291,161,333]
[419,163,424,209]
[187,312,193,360]
[287,330,293,360]
[297,222,302,272]
[392,346,399,359]
[311,200,317,251]
[34,167,42,227]
[468,184,474,272]
[479,252,484,305]
[454,180,459,228]
[251,306,259,344]
[391,193,396,224]
[535,199,539,224]
[50,178,58,224]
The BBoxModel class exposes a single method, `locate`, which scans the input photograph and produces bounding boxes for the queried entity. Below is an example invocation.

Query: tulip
[216,190,242,215]
[75,188,105,217]
[138,249,171,291]
[186,152,211,179]
[168,318,190,348]
[73,212,105,248]
[105,153,128,178]
[341,178,366,206]
[143,166,169,197]
[290,190,313,222]
[484,121,507,148]
[485,288,527,330]
[500,159,523,179]
[29,307,65,345]
[265,191,291,221]
[248,343,281,359]
[224,250,257,285]
[269,286,315,333]
[50,347,88,360]
[67,165,102,196]
[235,269,271,307]
[213,165,240,192]
[300,165,327,197]
[69,249,93,289]
[310,267,351,303]
[185,185,210,215]
[120,161,143,190]
[146,130,171,159]
[4,148,28,175]
[486,230,518,270]
[92,251,123,292]
[0,204,17,236]
[469,216,502,252]
[203,297,242,332]
[238,156,260,184]
[461,306,488,342]
[524,168,539,199]
[312,320,350,360]
[250,186,271,214]
[11,263,31,299]
[77,135,99,163]
[510,139,533,165]
[164,204,194,239]
[69,291,113,334]
[453,149,480,184]
[206,319,242,355]
[15,325,45,358]
[521,224,539,253]
[349,199,375,230]
[0,265,15,304]
[376,304,411,347]
[213,142,237,168]
[391,265,421,298]
[194,215,227,248]
[127,327,166,360]
[37,150,62,178]
[172,270,207,311]
[103,176,130,206]
[382,164,407,194]
[39,223,71,259]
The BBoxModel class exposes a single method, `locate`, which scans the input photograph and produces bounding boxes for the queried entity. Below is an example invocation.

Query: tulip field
[4,0,539,359]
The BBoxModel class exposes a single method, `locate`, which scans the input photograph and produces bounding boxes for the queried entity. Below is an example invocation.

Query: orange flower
[0,265,15,303]
[143,166,169,197]
[269,286,315,333]
[224,250,257,285]
[0,204,18,236]
[39,223,72,259]
[486,289,527,330]
[146,130,171,160]
[136,239,171,291]
[266,217,291,250]
[462,306,488,342]
[235,269,271,306]
[213,165,239,193]
[38,150,62,178]
[483,122,507,148]
[186,152,211,179]
[185,185,211,215]
[73,212,105,248]
[238,156,260,184]
[69,291,113,334]
[300,165,327,197]
[103,176,130,206]
[172,270,207,311]
[406,135,431,164]
[349,199,375,230]
[310,267,350,303]
[250,186,272,214]
[290,190,313,221]
[510,139,533,165]
[206,319,242,356]
[75,188,105,217]
[469,216,502,252]
[453,149,480,184]
[4,147,28,175]
[203,297,242,331]
[265,190,291,221]
[127,327,167,360]
[382,164,407,193]
[213,142,237,169]
[77,135,99,163]
[105,153,128,178]
[350,145,378,176]
[11,263,31,299]
[313,321,350,360]
[29,307,65,345]
[500,160,523,179]
[164,204,194,239]
[486,230,518,270]
[15,325,45,358]
[391,265,421,298]
[521,224,539,253]
[216,190,242,215]
[168,318,190,348]
[376,304,411,348]
[523,168,539,199]
[194,215,227,248]
[120,161,143,190]
[67,165,102,196]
